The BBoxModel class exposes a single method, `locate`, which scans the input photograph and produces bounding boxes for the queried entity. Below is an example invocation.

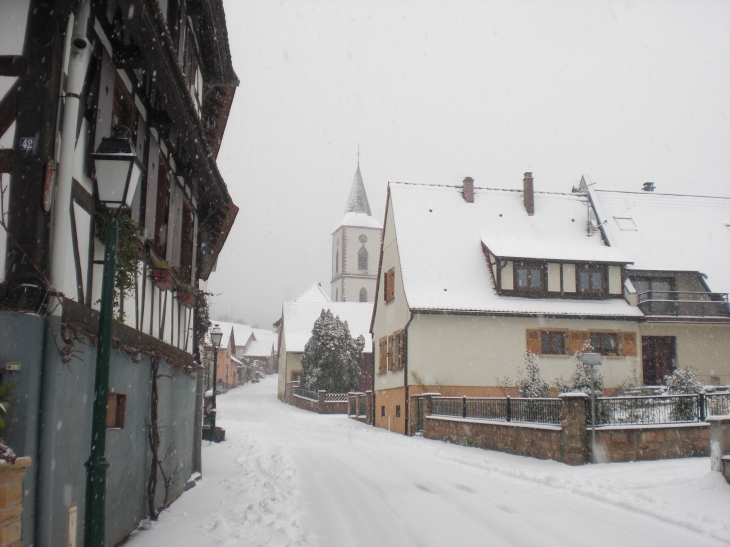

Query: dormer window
[577,264,606,294]
[514,262,545,292]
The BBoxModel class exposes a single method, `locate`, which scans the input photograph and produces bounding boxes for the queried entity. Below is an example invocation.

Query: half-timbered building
[0,0,237,544]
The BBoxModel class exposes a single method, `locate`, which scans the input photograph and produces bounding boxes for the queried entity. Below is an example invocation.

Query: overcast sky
[209,0,730,329]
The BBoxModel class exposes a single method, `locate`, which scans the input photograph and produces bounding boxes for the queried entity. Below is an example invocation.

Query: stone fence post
[707,416,730,473]
[559,392,589,465]
[318,390,326,414]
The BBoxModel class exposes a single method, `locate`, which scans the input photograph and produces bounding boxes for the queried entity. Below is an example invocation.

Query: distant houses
[369,174,730,435]
[207,321,278,389]
[276,283,374,401]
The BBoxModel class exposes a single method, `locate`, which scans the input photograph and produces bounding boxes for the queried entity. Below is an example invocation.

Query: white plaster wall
[0,1,31,56]
[608,265,622,294]
[547,263,561,292]
[563,263,576,292]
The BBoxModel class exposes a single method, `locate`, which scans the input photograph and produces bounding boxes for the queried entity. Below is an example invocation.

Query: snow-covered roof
[252,328,278,351]
[282,300,374,353]
[389,182,643,317]
[207,322,235,349]
[294,283,331,303]
[336,211,382,231]
[483,237,630,264]
[244,340,274,358]
[594,189,730,294]
[209,321,254,349]
[231,356,244,365]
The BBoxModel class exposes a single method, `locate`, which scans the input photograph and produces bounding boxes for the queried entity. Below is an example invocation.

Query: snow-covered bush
[515,351,551,398]
[665,367,703,395]
[554,341,604,396]
[666,367,703,421]
[301,309,364,393]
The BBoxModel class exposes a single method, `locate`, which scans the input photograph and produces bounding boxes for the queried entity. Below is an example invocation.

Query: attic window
[614,217,637,231]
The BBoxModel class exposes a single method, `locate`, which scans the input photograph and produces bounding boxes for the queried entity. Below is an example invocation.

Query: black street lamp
[84,126,142,547]
[209,324,223,443]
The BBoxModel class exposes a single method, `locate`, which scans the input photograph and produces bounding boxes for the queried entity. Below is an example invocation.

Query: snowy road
[127,377,730,546]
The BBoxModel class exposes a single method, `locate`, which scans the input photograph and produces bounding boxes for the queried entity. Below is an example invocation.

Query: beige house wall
[407,314,641,390]
[277,332,304,400]
[372,197,411,393]
[640,322,730,384]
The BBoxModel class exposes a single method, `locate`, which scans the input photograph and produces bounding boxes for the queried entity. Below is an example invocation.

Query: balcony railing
[637,291,729,317]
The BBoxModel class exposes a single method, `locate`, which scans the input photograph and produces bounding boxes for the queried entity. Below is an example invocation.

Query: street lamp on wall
[209,324,223,443]
[84,125,143,547]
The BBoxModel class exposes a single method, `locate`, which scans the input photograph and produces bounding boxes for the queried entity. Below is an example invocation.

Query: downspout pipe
[49,0,92,309]
[403,311,414,436]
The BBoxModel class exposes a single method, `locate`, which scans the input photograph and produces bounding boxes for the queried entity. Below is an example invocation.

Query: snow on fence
[587,392,730,427]
[430,396,563,426]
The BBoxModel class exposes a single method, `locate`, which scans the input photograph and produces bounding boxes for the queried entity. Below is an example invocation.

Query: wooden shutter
[398,330,406,369]
[379,337,387,374]
[526,330,541,354]
[385,268,395,302]
[621,332,637,356]
[392,332,400,369]
[569,331,591,354]
[387,335,394,370]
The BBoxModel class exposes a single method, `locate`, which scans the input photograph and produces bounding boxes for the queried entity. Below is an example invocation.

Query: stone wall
[424,393,710,465]
[593,424,709,462]
[290,391,348,414]
[0,458,30,547]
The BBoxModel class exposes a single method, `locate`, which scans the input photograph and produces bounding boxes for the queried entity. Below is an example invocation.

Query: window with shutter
[379,337,387,374]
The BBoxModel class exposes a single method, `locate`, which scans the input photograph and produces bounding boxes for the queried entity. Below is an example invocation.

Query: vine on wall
[95,210,142,320]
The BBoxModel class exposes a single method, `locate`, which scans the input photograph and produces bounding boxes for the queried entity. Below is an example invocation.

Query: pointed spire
[345,163,372,216]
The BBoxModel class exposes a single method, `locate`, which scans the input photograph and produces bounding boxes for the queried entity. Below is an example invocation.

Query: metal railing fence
[430,396,563,426]
[294,388,318,401]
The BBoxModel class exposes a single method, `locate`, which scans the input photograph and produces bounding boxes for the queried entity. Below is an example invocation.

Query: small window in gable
[614,217,638,231]
[384,268,395,302]
[359,287,367,302]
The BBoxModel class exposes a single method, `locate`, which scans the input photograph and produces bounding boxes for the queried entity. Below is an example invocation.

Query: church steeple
[344,163,372,216]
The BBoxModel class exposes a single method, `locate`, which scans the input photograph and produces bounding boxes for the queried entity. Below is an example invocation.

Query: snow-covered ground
[126,376,730,546]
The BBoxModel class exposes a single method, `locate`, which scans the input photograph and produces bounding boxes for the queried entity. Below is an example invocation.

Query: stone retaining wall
[424,393,711,465]
[291,391,348,414]
[593,424,709,462]
[0,458,30,547]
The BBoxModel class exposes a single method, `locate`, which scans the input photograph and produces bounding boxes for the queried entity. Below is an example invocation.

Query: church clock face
[358,234,368,244]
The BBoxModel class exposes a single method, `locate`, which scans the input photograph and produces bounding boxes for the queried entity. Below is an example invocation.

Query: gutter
[49,0,92,309]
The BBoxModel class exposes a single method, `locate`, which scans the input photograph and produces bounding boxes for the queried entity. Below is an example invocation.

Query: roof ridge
[596,189,730,200]
[389,181,580,196]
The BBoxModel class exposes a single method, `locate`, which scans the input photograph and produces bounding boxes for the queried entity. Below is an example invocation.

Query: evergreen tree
[554,340,604,396]
[516,351,551,398]
[301,309,365,393]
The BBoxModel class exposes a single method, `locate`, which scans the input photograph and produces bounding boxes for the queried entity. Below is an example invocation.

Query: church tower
[331,163,382,302]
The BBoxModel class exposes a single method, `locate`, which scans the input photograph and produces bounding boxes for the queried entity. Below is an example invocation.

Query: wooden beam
[0,80,19,138]
[0,150,12,173]
[0,56,26,77]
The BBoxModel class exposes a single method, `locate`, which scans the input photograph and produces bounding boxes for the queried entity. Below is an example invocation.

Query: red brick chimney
[523,172,534,215]
[463,177,474,203]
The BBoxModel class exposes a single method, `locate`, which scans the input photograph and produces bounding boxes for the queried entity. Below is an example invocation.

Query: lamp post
[581,352,603,464]
[209,324,223,442]
[84,126,142,547]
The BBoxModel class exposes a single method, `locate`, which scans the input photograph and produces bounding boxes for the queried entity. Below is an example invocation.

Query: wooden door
[642,336,676,385]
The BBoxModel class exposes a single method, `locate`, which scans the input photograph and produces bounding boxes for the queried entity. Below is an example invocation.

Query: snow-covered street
[127,377,730,546]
